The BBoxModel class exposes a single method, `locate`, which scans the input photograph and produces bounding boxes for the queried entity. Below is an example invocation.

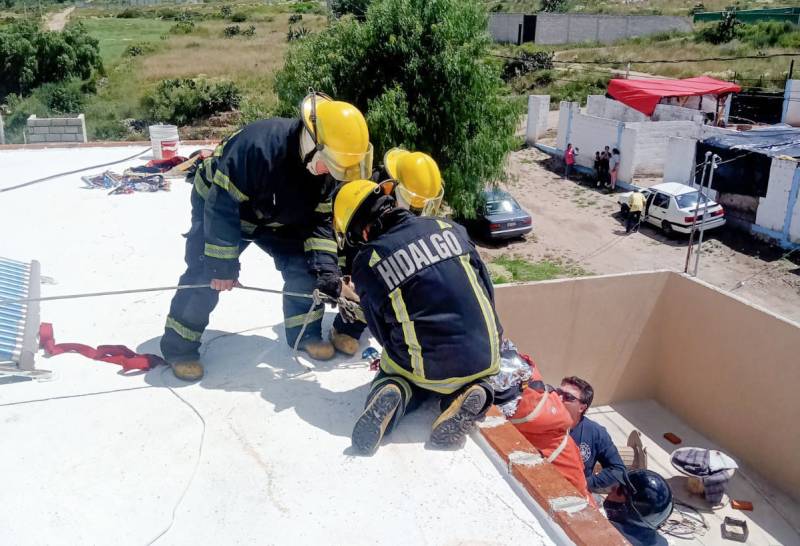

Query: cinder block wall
[625,120,701,175]
[535,14,691,45]
[26,114,88,144]
[488,13,524,44]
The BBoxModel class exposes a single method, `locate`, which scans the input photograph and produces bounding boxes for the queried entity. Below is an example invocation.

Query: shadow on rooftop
[136,320,436,451]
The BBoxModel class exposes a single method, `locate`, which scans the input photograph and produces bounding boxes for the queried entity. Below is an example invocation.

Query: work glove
[315,271,342,300]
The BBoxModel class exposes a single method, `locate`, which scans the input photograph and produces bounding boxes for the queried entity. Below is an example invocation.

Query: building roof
[0,144,556,545]
[702,125,800,159]
[607,76,742,116]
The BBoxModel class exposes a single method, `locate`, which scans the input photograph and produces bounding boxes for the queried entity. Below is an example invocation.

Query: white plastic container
[149,124,180,160]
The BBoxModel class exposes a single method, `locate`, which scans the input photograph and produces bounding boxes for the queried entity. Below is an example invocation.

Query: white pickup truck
[618,182,726,237]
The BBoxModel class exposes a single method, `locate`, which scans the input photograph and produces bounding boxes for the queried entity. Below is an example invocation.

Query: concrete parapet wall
[585,95,647,123]
[494,271,800,499]
[652,103,705,123]
[624,120,701,175]
[783,79,800,127]
[535,14,691,45]
[26,114,87,144]
[525,95,550,144]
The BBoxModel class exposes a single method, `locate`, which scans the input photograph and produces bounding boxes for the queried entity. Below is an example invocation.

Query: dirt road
[480,147,800,323]
[45,6,74,32]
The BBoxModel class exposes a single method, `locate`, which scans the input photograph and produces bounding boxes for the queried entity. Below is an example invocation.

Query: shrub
[172,20,196,34]
[38,80,85,114]
[220,4,232,18]
[117,7,143,19]
[157,7,179,20]
[224,25,240,37]
[332,0,371,20]
[286,26,311,41]
[275,0,521,218]
[242,25,256,37]
[540,0,567,12]
[291,1,318,14]
[124,42,156,57]
[0,21,102,100]
[288,14,303,24]
[142,78,242,125]
[502,50,554,81]
[737,21,800,49]
[230,12,248,22]
[695,10,740,44]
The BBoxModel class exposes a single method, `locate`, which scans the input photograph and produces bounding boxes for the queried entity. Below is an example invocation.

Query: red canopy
[607,76,742,116]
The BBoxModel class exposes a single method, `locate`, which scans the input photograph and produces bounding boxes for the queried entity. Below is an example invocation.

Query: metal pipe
[684,152,711,274]
[694,154,720,277]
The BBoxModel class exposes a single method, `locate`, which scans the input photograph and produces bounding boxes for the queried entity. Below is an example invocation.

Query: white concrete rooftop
[0,146,557,545]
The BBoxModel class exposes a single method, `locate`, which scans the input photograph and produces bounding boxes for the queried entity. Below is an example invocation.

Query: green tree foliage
[142,78,242,125]
[0,21,102,100]
[275,0,520,217]
[332,0,371,20]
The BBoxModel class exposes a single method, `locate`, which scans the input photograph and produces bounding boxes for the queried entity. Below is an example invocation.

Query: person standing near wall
[600,147,610,188]
[609,148,621,191]
[564,143,575,180]
[626,190,645,233]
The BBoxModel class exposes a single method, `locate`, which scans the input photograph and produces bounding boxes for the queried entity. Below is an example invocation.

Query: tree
[275,0,520,217]
[0,21,102,100]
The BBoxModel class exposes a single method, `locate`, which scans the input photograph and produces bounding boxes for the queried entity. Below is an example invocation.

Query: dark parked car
[463,189,532,240]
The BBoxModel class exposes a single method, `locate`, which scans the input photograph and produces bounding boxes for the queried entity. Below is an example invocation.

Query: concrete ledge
[477,405,626,546]
[0,139,217,151]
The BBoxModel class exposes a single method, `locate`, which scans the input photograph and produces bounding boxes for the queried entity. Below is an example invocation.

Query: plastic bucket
[149,124,180,160]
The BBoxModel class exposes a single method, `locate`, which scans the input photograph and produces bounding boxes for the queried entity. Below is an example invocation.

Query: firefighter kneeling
[333,180,501,454]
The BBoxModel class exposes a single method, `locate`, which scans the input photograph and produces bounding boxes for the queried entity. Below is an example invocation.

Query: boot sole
[430,387,487,447]
[352,386,402,455]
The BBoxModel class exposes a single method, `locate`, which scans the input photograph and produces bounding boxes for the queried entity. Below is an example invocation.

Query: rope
[0,283,325,308]
[0,147,151,193]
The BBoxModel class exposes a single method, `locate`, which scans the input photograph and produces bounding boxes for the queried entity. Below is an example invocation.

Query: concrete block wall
[488,13,524,44]
[755,158,800,237]
[555,101,579,151]
[585,95,647,122]
[652,104,705,123]
[535,14,691,45]
[0,113,5,145]
[663,137,696,184]
[783,79,800,127]
[525,95,550,144]
[625,120,701,175]
[26,114,88,144]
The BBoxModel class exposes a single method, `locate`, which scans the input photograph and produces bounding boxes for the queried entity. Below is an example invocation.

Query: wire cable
[146,366,207,545]
[0,147,151,193]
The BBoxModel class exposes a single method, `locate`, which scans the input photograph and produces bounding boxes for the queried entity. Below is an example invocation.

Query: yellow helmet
[301,92,373,181]
[383,148,444,216]
[333,179,392,248]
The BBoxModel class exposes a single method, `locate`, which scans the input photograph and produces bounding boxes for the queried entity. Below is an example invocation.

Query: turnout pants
[332,312,368,339]
[626,211,641,233]
[366,369,494,437]
[160,190,324,363]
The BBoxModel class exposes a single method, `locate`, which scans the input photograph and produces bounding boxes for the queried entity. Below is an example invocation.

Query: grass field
[73,3,326,139]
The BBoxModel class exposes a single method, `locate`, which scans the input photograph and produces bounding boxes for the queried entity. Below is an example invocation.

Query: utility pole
[693,154,720,277]
[685,152,711,274]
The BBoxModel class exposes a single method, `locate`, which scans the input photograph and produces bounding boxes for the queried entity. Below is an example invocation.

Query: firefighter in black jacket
[333,180,501,454]
[161,92,373,381]
[329,148,445,356]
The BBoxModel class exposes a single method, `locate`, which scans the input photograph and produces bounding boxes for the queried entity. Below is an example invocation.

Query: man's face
[559,382,587,426]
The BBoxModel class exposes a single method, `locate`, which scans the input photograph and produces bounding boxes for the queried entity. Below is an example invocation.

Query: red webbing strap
[39,323,166,372]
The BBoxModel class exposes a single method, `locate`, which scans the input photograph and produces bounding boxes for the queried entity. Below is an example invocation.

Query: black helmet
[624,470,674,530]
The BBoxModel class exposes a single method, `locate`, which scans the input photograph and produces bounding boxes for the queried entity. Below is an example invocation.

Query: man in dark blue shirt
[560,376,627,492]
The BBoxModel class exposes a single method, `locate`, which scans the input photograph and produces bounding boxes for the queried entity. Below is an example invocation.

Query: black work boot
[351,384,402,455]
[430,384,488,447]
